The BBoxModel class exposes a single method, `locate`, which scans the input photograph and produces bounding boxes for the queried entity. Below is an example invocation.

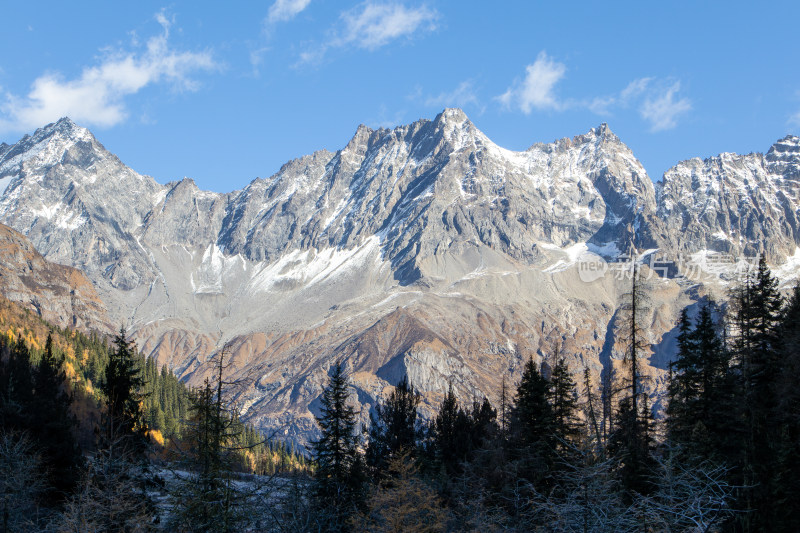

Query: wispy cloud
[498,52,567,113]
[423,80,481,111]
[499,53,691,132]
[588,78,647,114]
[339,2,437,50]
[0,10,220,134]
[298,2,438,65]
[267,0,312,23]
[639,81,691,132]
[588,77,691,131]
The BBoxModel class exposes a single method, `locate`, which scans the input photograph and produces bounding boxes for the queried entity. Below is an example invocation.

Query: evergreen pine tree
[548,352,581,452]
[426,383,473,478]
[312,362,366,530]
[729,255,784,529]
[499,376,509,438]
[608,393,654,498]
[666,307,701,449]
[30,334,82,503]
[0,338,34,433]
[468,396,498,450]
[366,376,421,477]
[691,301,733,461]
[581,367,603,454]
[509,357,556,485]
[102,327,148,457]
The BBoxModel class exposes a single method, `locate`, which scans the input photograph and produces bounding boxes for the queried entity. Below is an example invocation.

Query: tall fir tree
[30,334,82,503]
[426,382,473,479]
[666,307,701,450]
[102,327,148,457]
[509,357,556,485]
[312,362,366,531]
[0,338,34,433]
[729,255,784,530]
[581,367,603,454]
[548,352,581,452]
[366,375,421,477]
[468,396,498,450]
[691,301,734,462]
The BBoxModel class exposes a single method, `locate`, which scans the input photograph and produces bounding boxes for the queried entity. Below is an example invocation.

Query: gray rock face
[655,135,800,262]
[0,112,798,444]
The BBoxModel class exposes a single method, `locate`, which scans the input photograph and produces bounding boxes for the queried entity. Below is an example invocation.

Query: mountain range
[1,109,798,443]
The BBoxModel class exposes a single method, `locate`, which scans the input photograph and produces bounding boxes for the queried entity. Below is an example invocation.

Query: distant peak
[589,122,618,140]
[343,123,377,154]
[0,118,98,176]
[766,134,800,159]
[766,134,800,177]
[431,107,481,149]
[769,134,800,150]
[563,123,623,151]
[33,117,92,144]
[432,108,473,133]
[44,117,81,135]
[438,107,469,122]
[55,116,77,128]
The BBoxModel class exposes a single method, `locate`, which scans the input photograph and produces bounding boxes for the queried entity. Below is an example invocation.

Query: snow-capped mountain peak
[766,134,800,179]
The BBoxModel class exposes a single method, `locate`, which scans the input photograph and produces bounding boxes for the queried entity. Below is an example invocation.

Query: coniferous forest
[0,297,308,532]
[1,256,799,531]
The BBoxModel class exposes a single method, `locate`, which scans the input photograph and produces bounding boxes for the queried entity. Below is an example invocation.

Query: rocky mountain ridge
[656,135,800,262]
[0,111,798,443]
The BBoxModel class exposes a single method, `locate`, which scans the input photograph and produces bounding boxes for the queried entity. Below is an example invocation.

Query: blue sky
[1,1,799,192]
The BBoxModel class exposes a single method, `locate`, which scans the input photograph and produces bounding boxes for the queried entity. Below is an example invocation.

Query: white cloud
[640,81,692,132]
[154,9,172,31]
[339,2,437,50]
[298,2,437,64]
[497,53,692,132]
[589,77,690,131]
[267,0,311,23]
[424,80,480,110]
[0,11,219,134]
[498,52,567,113]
